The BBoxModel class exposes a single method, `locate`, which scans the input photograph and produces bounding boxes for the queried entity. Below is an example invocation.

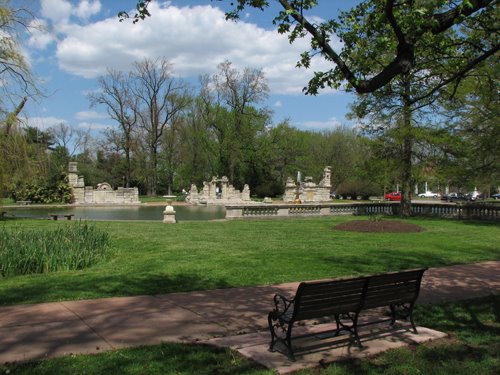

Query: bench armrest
[273,293,294,314]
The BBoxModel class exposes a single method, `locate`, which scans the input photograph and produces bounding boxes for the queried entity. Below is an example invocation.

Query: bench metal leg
[285,323,295,361]
[334,313,362,347]
[268,312,277,351]
[390,303,418,333]
[268,312,296,361]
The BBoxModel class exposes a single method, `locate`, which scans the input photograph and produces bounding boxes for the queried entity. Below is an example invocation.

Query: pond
[5,205,226,221]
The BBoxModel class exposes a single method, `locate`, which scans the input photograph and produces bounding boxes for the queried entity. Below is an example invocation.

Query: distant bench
[48,214,75,221]
[268,268,427,360]
[16,200,32,205]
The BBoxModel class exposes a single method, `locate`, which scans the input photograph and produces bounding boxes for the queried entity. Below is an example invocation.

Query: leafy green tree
[436,61,500,194]
[0,2,40,199]
[123,0,497,214]
[200,61,270,188]
[175,96,218,190]
[0,1,37,115]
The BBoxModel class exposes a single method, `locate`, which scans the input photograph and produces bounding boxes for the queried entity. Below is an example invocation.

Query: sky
[21,0,359,135]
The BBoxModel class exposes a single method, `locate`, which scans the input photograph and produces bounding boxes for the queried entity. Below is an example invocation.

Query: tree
[0,2,38,115]
[133,57,191,195]
[48,123,92,157]
[122,0,497,215]
[89,69,139,187]
[0,2,39,198]
[175,96,219,189]
[123,1,497,94]
[436,60,500,194]
[200,61,270,187]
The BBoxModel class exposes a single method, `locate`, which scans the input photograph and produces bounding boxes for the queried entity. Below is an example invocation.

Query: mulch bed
[335,220,424,233]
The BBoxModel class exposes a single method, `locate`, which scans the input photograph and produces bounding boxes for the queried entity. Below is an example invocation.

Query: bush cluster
[0,222,109,277]
[11,179,73,204]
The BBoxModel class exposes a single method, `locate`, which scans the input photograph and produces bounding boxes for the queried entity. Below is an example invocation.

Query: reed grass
[0,222,109,277]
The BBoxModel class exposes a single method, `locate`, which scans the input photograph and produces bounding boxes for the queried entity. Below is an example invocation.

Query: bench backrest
[363,268,427,309]
[293,277,367,321]
[291,268,427,321]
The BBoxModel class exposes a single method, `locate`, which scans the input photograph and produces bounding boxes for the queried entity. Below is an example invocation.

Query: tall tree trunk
[5,97,27,135]
[151,146,157,196]
[400,73,413,217]
[125,146,131,188]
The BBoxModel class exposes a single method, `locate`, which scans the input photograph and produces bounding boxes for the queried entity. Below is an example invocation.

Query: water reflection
[6,205,226,221]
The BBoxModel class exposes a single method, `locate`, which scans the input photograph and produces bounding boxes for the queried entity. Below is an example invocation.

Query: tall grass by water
[0,222,109,277]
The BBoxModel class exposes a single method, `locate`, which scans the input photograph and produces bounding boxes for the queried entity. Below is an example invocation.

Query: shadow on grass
[321,249,446,275]
[2,343,268,375]
[415,295,500,336]
[0,272,234,306]
[311,296,500,375]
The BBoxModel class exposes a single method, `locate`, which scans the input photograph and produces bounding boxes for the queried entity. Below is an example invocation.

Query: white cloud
[274,100,283,108]
[49,3,340,95]
[74,1,101,20]
[75,110,109,121]
[41,0,101,24]
[77,121,111,130]
[27,19,55,49]
[301,117,342,131]
[28,116,67,130]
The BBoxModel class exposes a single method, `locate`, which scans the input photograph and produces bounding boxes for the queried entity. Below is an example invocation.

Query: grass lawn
[0,216,499,306]
[1,296,498,375]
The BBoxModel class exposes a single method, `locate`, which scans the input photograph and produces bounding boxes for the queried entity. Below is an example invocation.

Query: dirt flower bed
[335,220,424,233]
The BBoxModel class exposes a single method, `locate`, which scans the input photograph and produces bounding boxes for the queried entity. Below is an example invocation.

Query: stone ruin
[68,162,139,204]
[186,176,252,205]
[283,166,332,203]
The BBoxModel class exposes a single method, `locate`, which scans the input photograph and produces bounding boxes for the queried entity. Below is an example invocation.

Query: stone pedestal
[163,206,176,223]
[162,195,177,223]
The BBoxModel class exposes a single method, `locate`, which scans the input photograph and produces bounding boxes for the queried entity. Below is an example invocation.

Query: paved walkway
[1,261,499,373]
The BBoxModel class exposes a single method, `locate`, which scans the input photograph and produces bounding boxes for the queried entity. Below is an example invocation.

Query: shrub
[10,178,73,204]
[0,222,109,277]
[337,179,381,200]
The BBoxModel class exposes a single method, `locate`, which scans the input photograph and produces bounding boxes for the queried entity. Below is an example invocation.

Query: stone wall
[186,176,253,205]
[68,162,139,204]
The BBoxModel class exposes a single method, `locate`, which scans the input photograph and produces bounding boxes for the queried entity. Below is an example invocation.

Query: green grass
[1,197,15,205]
[0,223,109,277]
[2,296,498,375]
[0,217,499,306]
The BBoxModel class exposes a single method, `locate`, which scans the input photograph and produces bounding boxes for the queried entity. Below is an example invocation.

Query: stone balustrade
[225,202,500,221]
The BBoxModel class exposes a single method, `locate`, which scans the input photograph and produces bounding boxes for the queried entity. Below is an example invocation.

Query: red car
[384,192,402,201]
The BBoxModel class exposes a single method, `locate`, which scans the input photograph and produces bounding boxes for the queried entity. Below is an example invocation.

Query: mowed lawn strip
[0,217,499,306]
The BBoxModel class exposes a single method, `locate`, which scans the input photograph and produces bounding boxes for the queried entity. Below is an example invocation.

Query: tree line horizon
[1,1,498,212]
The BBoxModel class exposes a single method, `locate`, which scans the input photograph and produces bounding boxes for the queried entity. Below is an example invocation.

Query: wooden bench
[268,268,427,360]
[48,214,75,221]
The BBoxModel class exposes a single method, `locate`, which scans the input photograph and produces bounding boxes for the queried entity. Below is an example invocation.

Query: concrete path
[1,261,499,372]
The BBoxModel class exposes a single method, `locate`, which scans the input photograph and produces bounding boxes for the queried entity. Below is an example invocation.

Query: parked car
[492,193,500,200]
[384,192,402,201]
[465,191,482,201]
[418,191,439,198]
[441,192,468,202]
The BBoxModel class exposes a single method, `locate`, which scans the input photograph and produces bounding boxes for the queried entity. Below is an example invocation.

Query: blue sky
[22,0,358,135]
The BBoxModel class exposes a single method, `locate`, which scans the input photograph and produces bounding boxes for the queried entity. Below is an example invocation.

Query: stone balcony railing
[225,202,500,221]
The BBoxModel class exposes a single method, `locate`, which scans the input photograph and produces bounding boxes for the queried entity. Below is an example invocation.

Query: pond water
[6,205,226,221]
